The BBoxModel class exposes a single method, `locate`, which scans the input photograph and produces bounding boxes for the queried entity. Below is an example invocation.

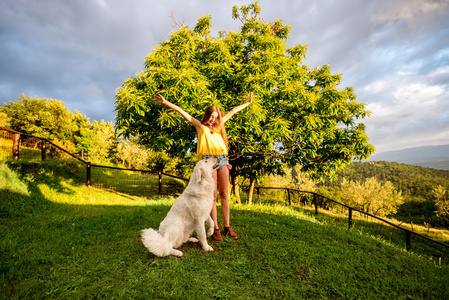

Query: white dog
[141,157,218,257]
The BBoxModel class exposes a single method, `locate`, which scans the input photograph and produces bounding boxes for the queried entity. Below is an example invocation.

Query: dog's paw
[202,244,214,252]
[206,229,214,237]
[171,249,183,257]
[188,237,199,243]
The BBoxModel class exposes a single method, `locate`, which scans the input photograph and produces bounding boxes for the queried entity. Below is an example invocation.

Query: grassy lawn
[1,161,449,299]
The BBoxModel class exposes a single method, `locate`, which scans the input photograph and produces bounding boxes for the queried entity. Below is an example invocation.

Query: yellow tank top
[196,125,228,160]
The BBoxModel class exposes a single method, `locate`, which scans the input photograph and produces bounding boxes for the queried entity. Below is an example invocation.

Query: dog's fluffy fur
[141,158,218,257]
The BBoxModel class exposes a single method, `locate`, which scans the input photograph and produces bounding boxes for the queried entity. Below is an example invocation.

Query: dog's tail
[141,228,180,257]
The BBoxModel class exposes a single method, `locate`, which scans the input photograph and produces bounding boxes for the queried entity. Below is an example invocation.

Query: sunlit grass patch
[0,162,31,196]
[38,179,176,207]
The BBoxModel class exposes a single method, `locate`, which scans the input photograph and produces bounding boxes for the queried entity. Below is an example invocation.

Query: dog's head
[191,157,219,185]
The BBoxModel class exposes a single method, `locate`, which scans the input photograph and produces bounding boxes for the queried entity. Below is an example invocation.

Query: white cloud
[96,0,108,9]
[394,83,442,105]
[427,69,449,86]
[364,76,448,153]
[373,0,449,22]
[364,81,387,94]
[367,79,445,121]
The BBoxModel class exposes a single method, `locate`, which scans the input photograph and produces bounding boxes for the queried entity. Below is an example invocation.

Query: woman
[153,93,253,241]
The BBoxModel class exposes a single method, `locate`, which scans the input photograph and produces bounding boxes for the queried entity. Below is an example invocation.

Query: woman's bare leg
[217,166,230,227]
[210,170,220,230]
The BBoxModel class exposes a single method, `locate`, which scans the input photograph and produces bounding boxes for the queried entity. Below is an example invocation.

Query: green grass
[1,161,449,299]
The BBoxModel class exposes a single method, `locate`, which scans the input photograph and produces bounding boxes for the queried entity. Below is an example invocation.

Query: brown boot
[224,226,238,240]
[212,228,223,242]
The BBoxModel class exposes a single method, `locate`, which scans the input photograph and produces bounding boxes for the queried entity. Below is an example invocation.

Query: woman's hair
[201,105,228,147]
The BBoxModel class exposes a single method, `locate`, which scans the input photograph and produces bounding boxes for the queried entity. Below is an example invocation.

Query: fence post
[87,162,91,187]
[13,133,20,160]
[348,208,353,229]
[287,189,291,206]
[257,188,261,204]
[158,170,162,194]
[314,194,318,214]
[406,231,411,251]
[41,139,46,161]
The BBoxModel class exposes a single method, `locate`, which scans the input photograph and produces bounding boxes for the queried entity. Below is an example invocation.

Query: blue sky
[1,0,448,153]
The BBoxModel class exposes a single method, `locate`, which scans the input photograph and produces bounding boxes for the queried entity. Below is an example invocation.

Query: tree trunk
[230,168,241,204]
[248,174,255,205]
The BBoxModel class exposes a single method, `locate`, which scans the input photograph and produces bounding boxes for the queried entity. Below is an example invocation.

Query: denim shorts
[202,155,229,171]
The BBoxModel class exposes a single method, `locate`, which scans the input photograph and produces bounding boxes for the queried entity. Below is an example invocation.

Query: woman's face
[206,111,219,126]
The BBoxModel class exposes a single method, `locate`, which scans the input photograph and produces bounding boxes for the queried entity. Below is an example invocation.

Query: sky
[1,0,448,154]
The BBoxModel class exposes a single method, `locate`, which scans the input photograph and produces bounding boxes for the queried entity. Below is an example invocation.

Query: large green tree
[114,2,374,197]
[340,177,404,217]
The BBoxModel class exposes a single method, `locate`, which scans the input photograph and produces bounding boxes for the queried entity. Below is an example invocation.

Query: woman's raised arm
[222,92,253,123]
[153,94,202,132]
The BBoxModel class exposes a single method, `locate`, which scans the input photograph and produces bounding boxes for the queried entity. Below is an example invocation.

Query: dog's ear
[198,166,208,184]
[191,165,204,184]
[200,166,209,182]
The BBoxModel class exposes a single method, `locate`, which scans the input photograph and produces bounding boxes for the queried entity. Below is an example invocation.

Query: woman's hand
[222,92,254,123]
[153,94,165,105]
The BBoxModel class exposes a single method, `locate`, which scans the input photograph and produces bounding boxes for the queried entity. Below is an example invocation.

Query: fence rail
[1,126,448,263]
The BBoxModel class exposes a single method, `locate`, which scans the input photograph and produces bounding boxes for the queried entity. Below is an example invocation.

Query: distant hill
[368,144,449,170]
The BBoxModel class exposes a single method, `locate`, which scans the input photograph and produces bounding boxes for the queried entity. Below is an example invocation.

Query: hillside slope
[368,144,449,170]
[2,160,449,299]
